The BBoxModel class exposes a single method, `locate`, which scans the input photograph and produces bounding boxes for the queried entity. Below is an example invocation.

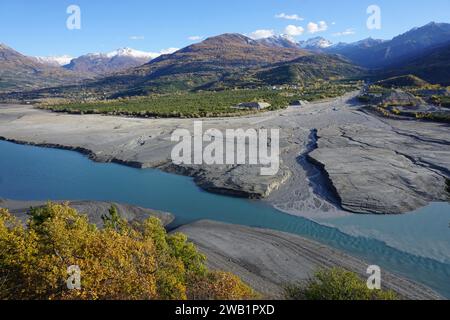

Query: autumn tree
[0,203,256,300]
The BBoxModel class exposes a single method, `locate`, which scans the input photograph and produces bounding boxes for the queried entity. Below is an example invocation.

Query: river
[0,140,449,297]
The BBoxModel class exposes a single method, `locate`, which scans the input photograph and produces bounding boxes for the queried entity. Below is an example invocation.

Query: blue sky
[0,0,449,57]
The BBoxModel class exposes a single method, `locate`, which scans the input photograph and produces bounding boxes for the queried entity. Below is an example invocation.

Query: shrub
[285,268,398,300]
[188,271,258,300]
[0,203,256,300]
[357,95,371,103]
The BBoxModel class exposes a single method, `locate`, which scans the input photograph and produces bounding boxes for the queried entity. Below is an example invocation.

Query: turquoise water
[319,203,450,265]
[0,140,449,297]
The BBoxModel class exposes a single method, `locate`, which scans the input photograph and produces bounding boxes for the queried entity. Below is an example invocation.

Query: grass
[41,83,359,118]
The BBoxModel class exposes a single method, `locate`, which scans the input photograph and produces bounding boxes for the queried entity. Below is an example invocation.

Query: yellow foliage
[187,271,259,300]
[0,203,255,300]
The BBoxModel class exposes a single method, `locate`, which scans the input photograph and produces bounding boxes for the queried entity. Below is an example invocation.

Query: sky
[0,0,449,57]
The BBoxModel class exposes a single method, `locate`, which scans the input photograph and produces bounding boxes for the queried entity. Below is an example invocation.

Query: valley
[0,89,448,215]
[0,17,449,301]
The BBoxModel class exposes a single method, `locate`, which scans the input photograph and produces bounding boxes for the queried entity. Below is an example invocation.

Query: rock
[162,163,291,199]
[309,125,449,214]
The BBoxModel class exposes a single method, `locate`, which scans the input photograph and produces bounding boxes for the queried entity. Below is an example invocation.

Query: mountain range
[63,48,158,76]
[327,22,450,69]
[28,33,360,97]
[0,22,449,97]
[32,55,73,67]
[0,43,87,92]
[256,36,333,50]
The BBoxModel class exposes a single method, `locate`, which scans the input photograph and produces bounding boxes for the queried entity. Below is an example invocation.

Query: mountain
[64,48,157,76]
[256,35,299,49]
[78,33,312,95]
[374,75,430,88]
[331,37,385,51]
[0,43,87,93]
[33,55,73,66]
[253,54,363,85]
[299,37,333,50]
[328,22,450,68]
[257,36,334,51]
[376,43,450,85]
[0,34,365,99]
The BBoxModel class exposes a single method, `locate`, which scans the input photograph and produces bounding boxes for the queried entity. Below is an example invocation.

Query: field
[41,82,360,118]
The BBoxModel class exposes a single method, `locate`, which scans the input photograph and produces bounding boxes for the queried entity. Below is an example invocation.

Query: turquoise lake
[0,140,449,297]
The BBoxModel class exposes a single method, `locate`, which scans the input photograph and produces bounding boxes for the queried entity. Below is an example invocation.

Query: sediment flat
[176,220,442,300]
[0,92,448,216]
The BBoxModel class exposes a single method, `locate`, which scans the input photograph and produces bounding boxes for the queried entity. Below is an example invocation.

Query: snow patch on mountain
[83,47,180,61]
[299,37,333,49]
[33,55,74,66]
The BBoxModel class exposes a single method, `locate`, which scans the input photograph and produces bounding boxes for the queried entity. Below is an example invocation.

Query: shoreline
[174,220,443,300]
[0,198,175,226]
[0,94,448,217]
[0,197,443,300]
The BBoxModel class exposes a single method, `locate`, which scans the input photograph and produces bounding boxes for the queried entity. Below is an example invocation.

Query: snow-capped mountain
[33,55,74,66]
[256,35,333,51]
[298,37,333,50]
[0,44,87,93]
[256,35,299,49]
[63,47,176,76]
[106,47,159,59]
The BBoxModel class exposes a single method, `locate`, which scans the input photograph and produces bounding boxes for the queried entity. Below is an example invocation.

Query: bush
[285,268,398,300]
[357,95,371,103]
[0,203,257,300]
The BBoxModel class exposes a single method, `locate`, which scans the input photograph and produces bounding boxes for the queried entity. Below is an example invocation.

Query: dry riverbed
[0,92,448,216]
[175,220,442,299]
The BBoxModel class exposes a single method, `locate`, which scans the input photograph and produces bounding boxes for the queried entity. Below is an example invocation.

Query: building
[291,100,309,107]
[235,102,271,110]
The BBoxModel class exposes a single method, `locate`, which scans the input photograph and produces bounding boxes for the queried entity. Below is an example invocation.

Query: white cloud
[130,35,145,40]
[284,25,305,37]
[159,47,179,55]
[275,13,304,21]
[188,36,203,41]
[333,28,356,37]
[249,29,275,39]
[307,21,328,34]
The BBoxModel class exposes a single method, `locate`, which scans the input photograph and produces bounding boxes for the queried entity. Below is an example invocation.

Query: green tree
[101,205,128,233]
[285,268,398,300]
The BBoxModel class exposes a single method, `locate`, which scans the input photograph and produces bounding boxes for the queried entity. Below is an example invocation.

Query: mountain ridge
[1,22,449,97]
[0,44,88,92]
[327,22,450,68]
